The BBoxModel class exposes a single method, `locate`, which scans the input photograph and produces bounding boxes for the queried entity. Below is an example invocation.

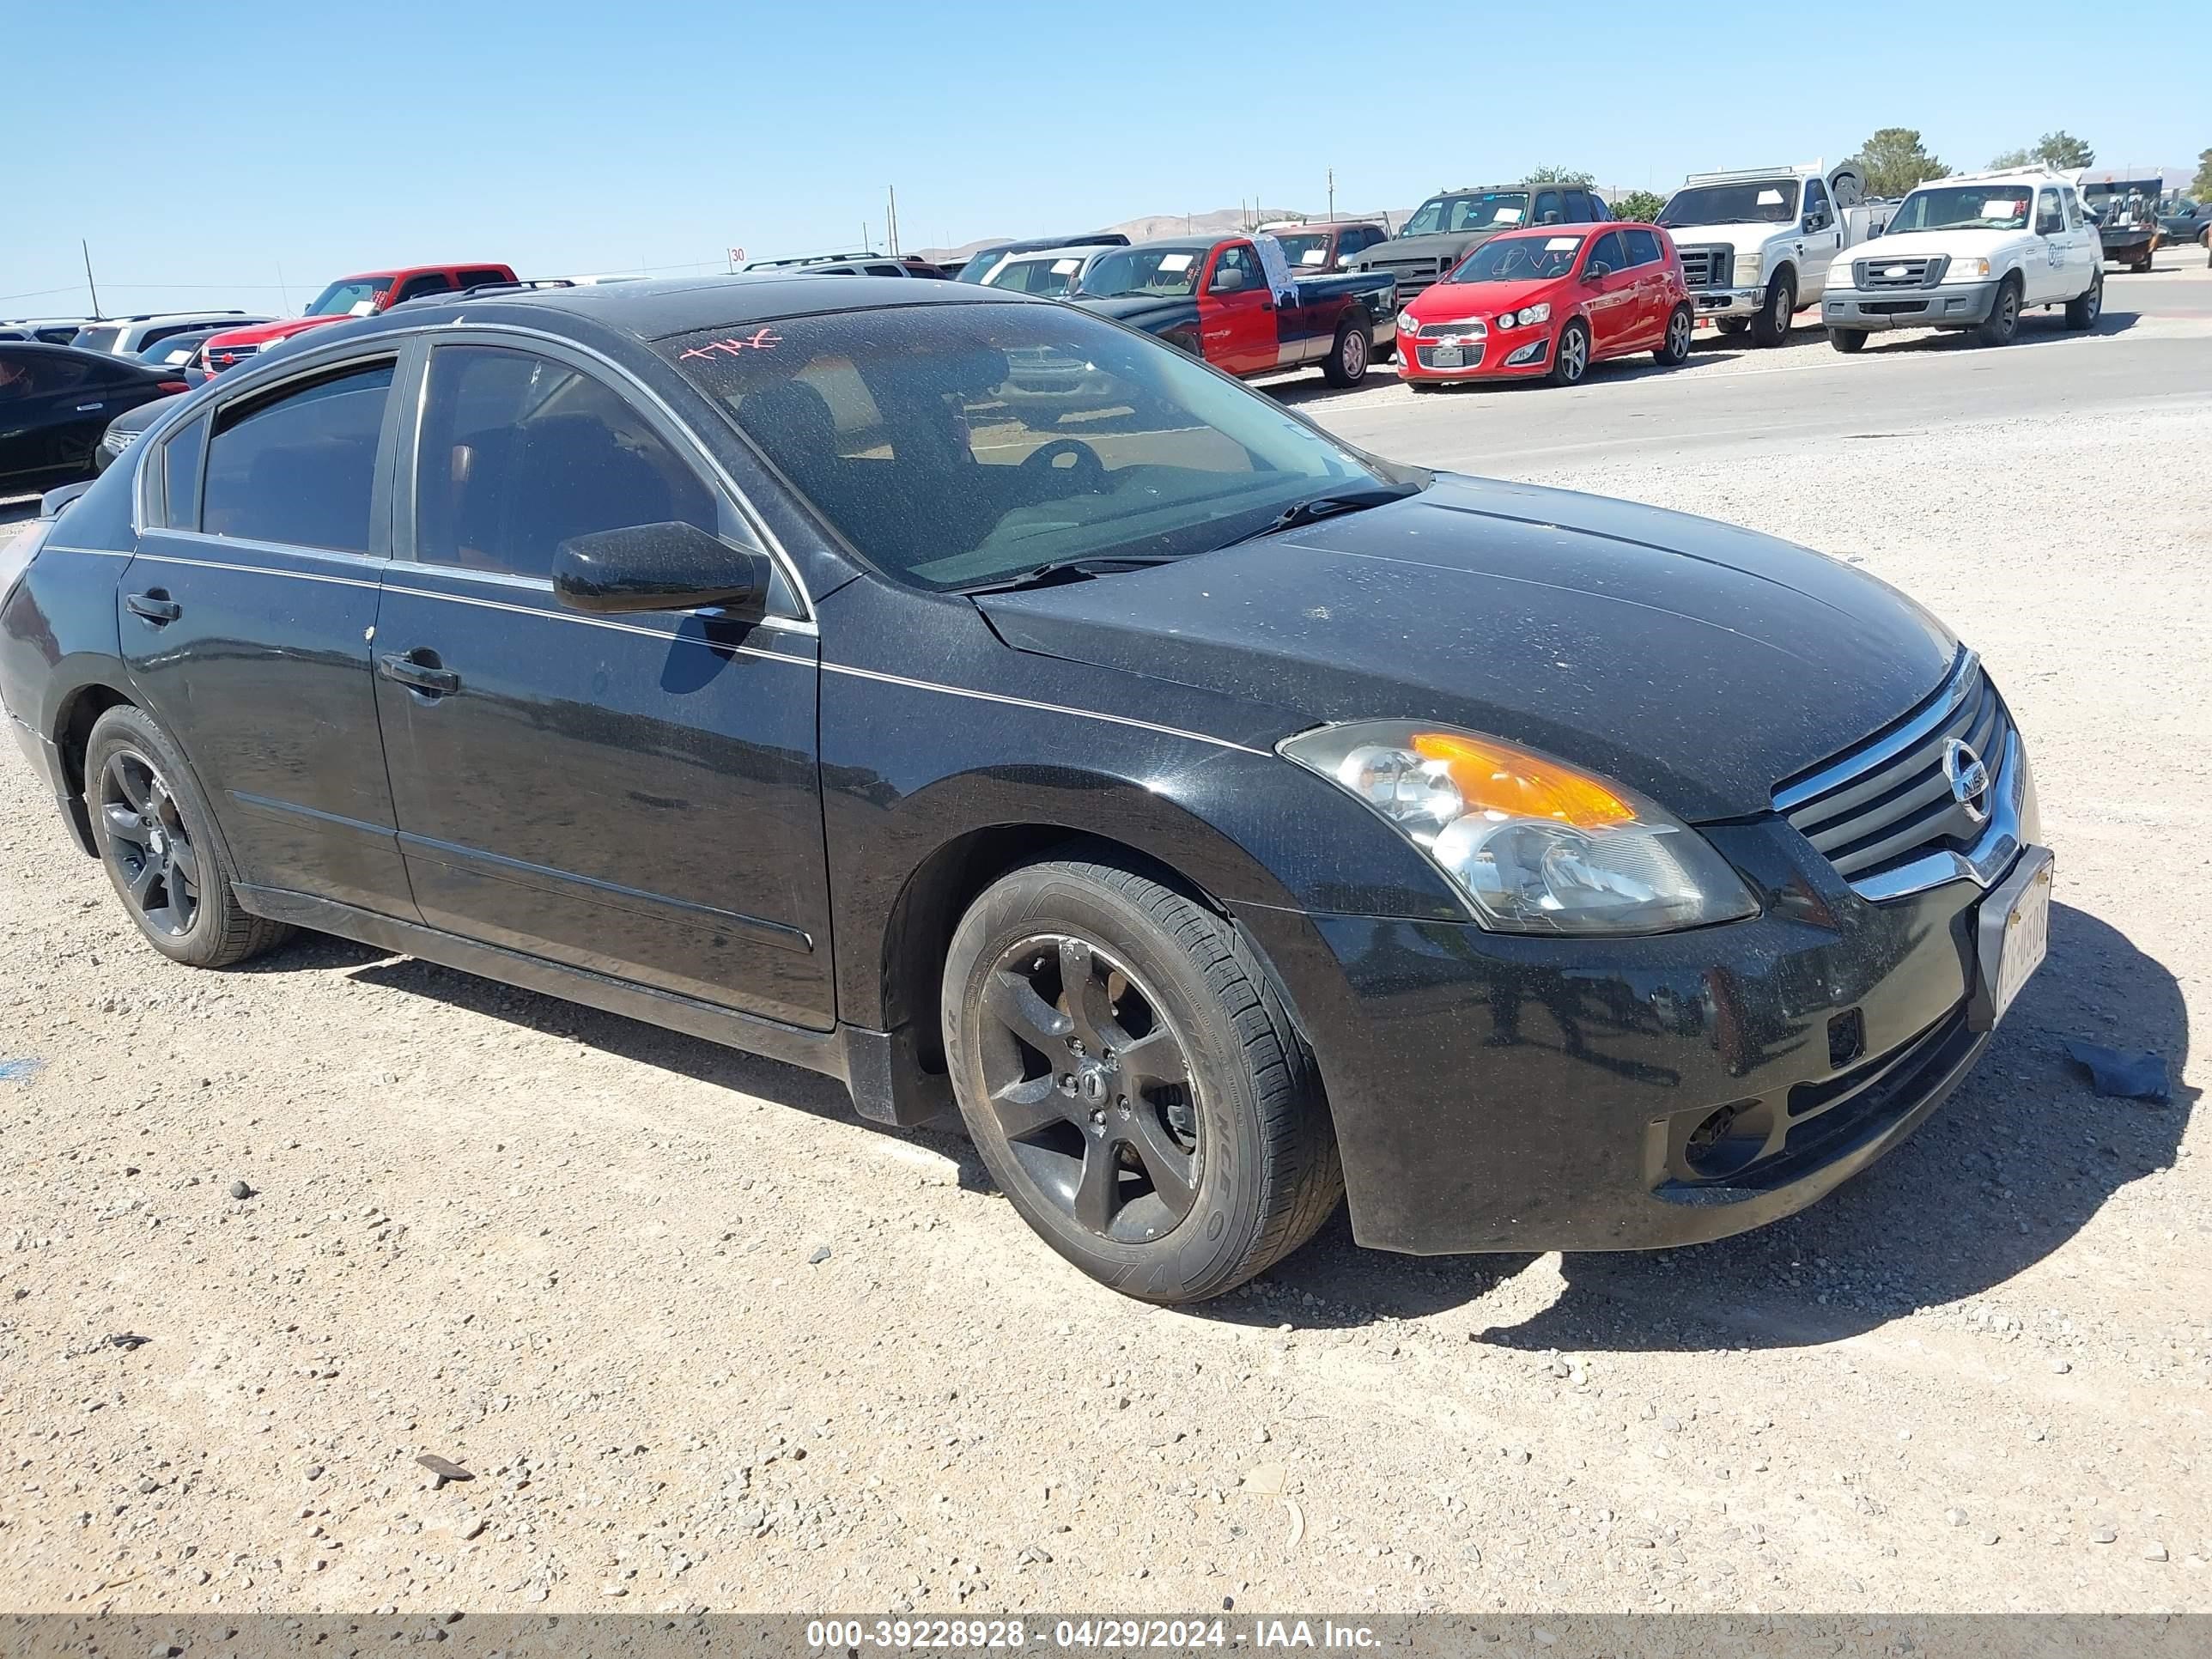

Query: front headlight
[1279,721,1760,936]
[1396,308,1419,336]
[1945,255,1992,280]
[1735,249,1763,283]
[1516,302,1550,326]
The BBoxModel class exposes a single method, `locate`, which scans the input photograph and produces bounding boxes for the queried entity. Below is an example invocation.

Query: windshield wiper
[1215,484,1420,550]
[957,554,1186,596]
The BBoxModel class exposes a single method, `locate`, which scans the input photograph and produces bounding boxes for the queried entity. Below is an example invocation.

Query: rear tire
[84,705,292,969]
[1653,303,1693,366]
[942,854,1342,1304]
[1321,317,1372,387]
[1975,275,2023,347]
[1828,327,1868,353]
[1750,270,1796,347]
[2064,268,2103,330]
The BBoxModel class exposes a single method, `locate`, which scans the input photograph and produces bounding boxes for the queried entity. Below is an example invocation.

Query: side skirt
[234,885,954,1128]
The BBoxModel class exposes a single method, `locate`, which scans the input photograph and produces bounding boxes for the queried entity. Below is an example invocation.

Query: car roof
[1,339,155,367]
[989,244,1110,264]
[329,272,1036,344]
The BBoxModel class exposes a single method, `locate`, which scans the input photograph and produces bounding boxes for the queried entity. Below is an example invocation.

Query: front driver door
[1580,231,1638,355]
[2027,189,2069,303]
[372,336,836,1030]
[1199,243,1277,375]
[1797,178,1839,301]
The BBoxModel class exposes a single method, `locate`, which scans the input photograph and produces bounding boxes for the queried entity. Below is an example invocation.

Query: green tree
[1849,128,1948,197]
[1527,166,1595,186]
[2191,148,2212,199]
[1611,190,1667,222]
[1990,146,2033,168]
[2033,131,2095,168]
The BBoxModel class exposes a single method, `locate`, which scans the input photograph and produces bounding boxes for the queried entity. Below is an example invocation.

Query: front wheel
[84,704,292,969]
[1715,317,1750,337]
[1321,317,1372,386]
[1827,327,1868,353]
[942,854,1342,1304]
[1653,303,1693,366]
[1975,276,2023,347]
[1547,318,1591,386]
[2064,268,2103,330]
[1750,270,1796,347]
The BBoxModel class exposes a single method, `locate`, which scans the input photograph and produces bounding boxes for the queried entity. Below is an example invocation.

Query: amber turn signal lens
[1411,732,1636,829]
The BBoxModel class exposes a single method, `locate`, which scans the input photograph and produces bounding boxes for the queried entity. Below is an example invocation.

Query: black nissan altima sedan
[0,276,2051,1302]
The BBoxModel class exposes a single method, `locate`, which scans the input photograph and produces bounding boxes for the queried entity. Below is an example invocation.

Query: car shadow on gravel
[1856,308,2142,355]
[260,932,995,1191]
[1208,901,2191,1349]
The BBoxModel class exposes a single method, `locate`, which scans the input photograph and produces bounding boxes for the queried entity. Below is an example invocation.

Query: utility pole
[886,185,900,257]
[1328,167,1336,222]
[81,240,102,319]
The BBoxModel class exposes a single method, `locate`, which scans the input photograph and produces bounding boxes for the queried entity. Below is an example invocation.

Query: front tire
[1975,275,2023,347]
[1321,317,1372,386]
[1547,318,1591,386]
[1750,270,1796,347]
[942,854,1341,1304]
[1827,327,1868,353]
[1653,303,1693,366]
[2064,268,2103,330]
[1715,317,1750,337]
[84,705,291,969]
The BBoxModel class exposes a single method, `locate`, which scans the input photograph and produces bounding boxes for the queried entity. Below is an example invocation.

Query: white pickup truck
[1819,167,2104,352]
[1657,162,1881,346]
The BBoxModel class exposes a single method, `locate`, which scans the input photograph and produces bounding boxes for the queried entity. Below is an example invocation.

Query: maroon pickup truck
[1074,235,1399,386]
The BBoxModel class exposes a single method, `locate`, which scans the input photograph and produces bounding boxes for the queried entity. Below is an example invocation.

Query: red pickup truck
[199,262,517,373]
[1075,235,1399,386]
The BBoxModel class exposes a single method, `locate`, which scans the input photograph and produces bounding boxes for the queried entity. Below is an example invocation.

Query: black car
[0,343,191,488]
[91,391,186,475]
[0,277,2051,1303]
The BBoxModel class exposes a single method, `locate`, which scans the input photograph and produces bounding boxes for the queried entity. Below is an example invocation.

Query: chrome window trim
[1771,650,1977,813]
[818,659,1267,756]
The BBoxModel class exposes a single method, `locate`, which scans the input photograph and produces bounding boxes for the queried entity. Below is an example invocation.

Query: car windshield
[1447,235,1583,283]
[954,248,1011,283]
[73,325,124,353]
[140,334,209,364]
[304,276,395,317]
[1886,187,2033,233]
[1402,192,1530,235]
[1273,233,1334,269]
[1081,246,1206,299]
[660,303,1405,592]
[1658,179,1800,226]
[981,255,1086,297]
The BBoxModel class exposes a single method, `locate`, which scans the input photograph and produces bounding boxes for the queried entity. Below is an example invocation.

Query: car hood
[975,474,1958,821]
[109,392,184,437]
[1659,220,1795,252]
[204,315,344,349]
[1076,294,1197,331]
[1360,228,1506,266]
[1408,277,1562,323]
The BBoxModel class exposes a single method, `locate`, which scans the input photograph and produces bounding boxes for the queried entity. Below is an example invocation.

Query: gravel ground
[1,310,2207,1619]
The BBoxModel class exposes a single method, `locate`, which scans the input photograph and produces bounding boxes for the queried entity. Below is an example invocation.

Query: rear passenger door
[371,335,835,1030]
[120,353,420,918]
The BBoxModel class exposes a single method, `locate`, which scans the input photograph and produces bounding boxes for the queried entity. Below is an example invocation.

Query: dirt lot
[2,271,2208,1618]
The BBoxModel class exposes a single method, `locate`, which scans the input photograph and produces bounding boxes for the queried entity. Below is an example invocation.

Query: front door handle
[378,650,460,697]
[125,589,182,624]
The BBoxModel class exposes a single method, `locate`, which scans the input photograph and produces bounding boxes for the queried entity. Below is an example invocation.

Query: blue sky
[5,0,2204,318]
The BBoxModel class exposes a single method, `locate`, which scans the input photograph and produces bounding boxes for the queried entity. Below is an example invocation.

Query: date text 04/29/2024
[802,1619,1381,1650]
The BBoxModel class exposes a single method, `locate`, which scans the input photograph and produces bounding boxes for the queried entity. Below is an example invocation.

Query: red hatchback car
[1398,223,1693,389]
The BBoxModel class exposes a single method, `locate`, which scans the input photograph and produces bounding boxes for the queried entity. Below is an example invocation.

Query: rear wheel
[2064,268,2103,330]
[1975,275,2023,347]
[1321,317,1372,386]
[1827,327,1868,354]
[1547,319,1590,386]
[1750,270,1796,347]
[84,705,291,969]
[942,854,1341,1304]
[1653,304,1693,366]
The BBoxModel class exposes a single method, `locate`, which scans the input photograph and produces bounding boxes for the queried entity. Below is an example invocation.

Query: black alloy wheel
[98,748,200,939]
[1976,276,2022,346]
[977,933,1202,1243]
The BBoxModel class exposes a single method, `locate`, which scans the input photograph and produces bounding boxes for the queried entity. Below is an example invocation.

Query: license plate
[1976,849,2052,1030]
[1428,346,1465,367]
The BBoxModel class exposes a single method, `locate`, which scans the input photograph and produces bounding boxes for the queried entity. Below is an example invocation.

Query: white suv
[1820,168,2103,351]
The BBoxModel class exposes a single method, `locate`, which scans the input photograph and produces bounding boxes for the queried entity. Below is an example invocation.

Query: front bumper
[1396,328,1553,380]
[1691,286,1765,319]
[1237,809,2045,1255]
[1823,280,1998,331]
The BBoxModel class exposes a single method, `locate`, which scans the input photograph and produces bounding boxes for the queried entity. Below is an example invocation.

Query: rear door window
[1623,228,1663,266]
[161,412,209,530]
[202,362,395,553]
[456,267,509,289]
[411,343,719,581]
[392,273,455,304]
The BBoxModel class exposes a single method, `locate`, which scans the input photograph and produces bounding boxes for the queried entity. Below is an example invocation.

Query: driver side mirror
[552,520,771,617]
[1584,262,1613,282]
[1211,267,1247,294]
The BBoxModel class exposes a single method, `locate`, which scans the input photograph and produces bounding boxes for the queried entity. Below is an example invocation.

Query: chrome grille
[1367,256,1447,300]
[1853,255,1948,289]
[1678,244,1735,290]
[1774,654,2014,894]
[1415,318,1486,337]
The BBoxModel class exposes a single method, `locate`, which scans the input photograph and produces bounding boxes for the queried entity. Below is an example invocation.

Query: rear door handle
[125,589,182,624]
[378,650,460,697]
